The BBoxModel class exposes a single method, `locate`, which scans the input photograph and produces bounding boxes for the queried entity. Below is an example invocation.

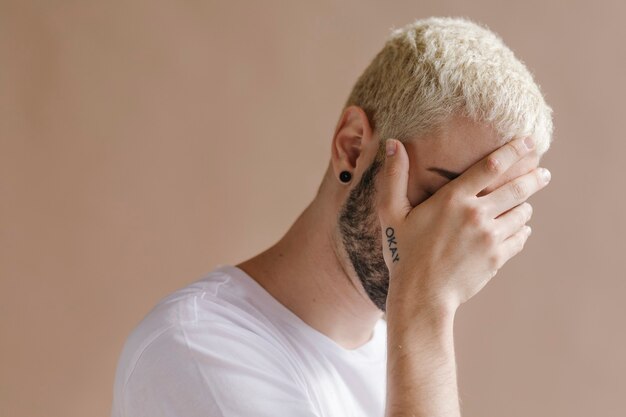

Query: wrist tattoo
[385,227,400,263]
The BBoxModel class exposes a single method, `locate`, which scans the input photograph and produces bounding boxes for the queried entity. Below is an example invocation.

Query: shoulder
[115,323,317,417]
[112,267,319,417]
[115,267,297,388]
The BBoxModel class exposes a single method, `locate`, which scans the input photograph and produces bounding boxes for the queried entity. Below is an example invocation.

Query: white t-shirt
[111,264,387,417]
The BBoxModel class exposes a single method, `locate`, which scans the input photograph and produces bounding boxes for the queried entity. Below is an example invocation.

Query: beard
[337,156,390,312]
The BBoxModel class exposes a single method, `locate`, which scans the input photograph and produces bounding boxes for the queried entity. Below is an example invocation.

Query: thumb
[377,139,411,224]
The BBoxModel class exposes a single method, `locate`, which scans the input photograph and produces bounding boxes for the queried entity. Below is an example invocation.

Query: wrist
[384,297,459,417]
[386,282,458,326]
[386,299,456,337]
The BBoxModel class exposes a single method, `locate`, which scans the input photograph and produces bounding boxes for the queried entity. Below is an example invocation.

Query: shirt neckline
[212,264,386,362]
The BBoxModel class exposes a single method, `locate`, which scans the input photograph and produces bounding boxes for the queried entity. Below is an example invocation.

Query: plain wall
[1,1,625,416]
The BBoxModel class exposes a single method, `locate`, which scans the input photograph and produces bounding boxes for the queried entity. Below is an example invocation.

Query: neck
[237,193,383,350]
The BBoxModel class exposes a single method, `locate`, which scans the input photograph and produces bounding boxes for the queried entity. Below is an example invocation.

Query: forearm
[384,301,460,417]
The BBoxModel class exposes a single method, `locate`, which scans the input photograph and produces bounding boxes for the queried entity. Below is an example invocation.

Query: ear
[330,105,375,182]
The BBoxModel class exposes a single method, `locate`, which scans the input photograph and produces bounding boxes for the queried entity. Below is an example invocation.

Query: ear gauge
[339,171,352,183]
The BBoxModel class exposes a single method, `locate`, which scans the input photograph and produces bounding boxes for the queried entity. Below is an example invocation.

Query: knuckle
[481,228,500,246]
[465,204,486,225]
[440,189,460,210]
[485,156,504,175]
[384,164,401,179]
[515,211,528,227]
[526,203,533,221]
[510,180,528,200]
[515,232,528,252]
[488,252,503,270]
[524,225,533,237]
[507,139,527,158]
[515,209,527,226]
[536,169,547,187]
[523,202,533,220]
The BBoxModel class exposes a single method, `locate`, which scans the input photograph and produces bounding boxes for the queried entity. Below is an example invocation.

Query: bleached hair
[344,16,554,155]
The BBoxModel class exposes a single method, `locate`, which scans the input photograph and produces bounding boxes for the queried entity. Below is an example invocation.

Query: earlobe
[331,105,374,180]
[339,171,352,183]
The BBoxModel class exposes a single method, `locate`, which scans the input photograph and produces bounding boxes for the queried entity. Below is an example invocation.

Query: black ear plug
[339,171,352,183]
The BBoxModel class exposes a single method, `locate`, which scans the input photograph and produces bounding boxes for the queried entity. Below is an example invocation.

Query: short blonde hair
[344,16,554,155]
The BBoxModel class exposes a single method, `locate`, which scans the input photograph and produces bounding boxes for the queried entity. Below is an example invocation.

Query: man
[111,16,553,417]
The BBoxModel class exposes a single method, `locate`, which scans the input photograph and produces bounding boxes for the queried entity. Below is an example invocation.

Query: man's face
[337,116,541,312]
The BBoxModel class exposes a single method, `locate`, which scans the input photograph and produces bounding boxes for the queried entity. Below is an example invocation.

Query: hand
[376,136,551,313]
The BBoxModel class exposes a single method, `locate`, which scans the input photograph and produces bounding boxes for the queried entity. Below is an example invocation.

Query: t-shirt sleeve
[120,322,320,417]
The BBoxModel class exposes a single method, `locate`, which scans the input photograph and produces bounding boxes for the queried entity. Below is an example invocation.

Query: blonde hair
[344,16,554,155]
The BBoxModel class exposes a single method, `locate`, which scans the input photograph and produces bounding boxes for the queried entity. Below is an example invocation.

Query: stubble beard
[337,157,390,312]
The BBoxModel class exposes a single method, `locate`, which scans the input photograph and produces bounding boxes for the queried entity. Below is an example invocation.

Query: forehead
[409,115,504,168]
[405,115,541,192]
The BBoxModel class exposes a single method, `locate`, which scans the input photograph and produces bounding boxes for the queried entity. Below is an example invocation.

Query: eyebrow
[427,167,462,181]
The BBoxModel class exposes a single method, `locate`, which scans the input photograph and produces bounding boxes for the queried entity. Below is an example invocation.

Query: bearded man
[112,16,553,417]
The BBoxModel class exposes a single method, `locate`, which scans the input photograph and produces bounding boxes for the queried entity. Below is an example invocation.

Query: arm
[377,136,550,416]
[385,299,459,417]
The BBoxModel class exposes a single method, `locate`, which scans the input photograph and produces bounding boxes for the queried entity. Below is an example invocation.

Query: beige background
[1,1,624,416]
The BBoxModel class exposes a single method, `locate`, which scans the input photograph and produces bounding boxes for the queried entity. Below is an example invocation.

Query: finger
[493,202,533,242]
[376,139,412,224]
[496,224,532,269]
[482,167,550,217]
[454,136,536,196]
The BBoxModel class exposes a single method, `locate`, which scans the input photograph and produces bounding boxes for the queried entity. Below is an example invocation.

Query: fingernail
[540,168,551,183]
[524,137,535,150]
[386,139,396,156]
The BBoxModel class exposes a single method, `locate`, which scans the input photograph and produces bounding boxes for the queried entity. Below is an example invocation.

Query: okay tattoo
[385,227,400,263]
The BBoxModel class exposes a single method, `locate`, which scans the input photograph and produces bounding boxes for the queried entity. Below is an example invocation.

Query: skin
[238,104,552,416]
[237,105,544,349]
[379,133,550,416]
